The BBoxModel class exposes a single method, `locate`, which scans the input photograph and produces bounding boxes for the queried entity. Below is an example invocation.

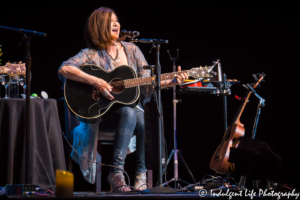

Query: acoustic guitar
[64,64,213,123]
[64,64,213,124]
[210,73,265,174]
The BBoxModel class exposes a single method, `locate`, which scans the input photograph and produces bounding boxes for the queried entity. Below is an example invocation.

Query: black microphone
[121,30,140,38]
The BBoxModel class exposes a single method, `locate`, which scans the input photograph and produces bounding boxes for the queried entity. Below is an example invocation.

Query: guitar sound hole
[110,78,125,94]
[92,88,101,101]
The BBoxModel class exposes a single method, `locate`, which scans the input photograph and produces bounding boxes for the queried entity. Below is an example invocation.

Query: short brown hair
[84,7,123,50]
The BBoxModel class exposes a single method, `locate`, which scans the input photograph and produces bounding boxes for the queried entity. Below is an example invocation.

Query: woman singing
[58,7,188,192]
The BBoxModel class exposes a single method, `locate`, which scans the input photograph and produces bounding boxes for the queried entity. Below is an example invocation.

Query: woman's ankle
[107,172,131,192]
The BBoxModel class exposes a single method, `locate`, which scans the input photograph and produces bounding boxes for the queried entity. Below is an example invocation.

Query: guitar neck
[232,91,252,124]
[231,75,265,124]
[124,70,190,88]
[124,70,192,88]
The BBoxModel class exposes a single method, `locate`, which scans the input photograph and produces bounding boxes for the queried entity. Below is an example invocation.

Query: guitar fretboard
[124,70,189,88]
[124,70,212,88]
[231,75,265,125]
[231,91,252,124]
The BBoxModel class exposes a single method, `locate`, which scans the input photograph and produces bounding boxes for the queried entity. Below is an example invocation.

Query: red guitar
[210,73,265,174]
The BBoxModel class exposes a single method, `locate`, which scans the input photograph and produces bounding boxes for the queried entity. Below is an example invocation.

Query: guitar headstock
[0,62,26,76]
[252,72,266,89]
[188,66,214,79]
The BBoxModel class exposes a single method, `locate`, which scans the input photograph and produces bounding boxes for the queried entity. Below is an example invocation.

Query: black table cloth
[0,98,66,188]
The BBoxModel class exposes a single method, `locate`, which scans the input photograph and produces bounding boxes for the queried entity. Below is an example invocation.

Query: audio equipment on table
[177,60,233,134]
[177,60,238,95]
[178,79,240,95]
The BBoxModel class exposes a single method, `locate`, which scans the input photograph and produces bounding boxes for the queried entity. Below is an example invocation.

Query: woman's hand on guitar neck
[91,77,114,100]
[163,66,188,88]
[175,66,188,84]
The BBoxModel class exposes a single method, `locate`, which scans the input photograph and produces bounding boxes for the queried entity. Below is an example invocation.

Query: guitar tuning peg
[252,74,258,81]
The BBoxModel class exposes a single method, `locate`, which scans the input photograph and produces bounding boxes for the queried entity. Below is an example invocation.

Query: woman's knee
[116,106,137,124]
[135,112,145,133]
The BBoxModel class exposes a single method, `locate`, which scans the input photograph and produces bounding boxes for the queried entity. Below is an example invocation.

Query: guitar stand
[162,49,196,188]
[236,81,266,190]
[237,176,247,190]
[223,172,231,185]
[246,83,265,139]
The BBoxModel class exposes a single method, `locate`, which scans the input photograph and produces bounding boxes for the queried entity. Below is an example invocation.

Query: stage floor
[4,190,300,199]
[3,192,226,199]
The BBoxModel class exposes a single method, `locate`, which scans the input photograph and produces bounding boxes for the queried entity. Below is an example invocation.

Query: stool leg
[94,153,102,193]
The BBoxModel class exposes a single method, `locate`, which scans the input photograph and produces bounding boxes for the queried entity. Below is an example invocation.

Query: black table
[0,98,66,188]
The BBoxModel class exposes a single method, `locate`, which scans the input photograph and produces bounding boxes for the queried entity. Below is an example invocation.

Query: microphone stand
[162,49,196,189]
[134,38,173,193]
[0,25,46,184]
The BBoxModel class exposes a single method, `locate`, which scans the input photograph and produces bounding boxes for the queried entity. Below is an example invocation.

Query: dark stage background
[1,1,299,190]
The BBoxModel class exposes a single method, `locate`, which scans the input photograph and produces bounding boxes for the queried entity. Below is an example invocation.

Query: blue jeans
[99,106,146,173]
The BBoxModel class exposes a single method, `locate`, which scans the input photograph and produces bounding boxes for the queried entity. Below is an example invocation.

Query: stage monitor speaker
[228,137,282,179]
